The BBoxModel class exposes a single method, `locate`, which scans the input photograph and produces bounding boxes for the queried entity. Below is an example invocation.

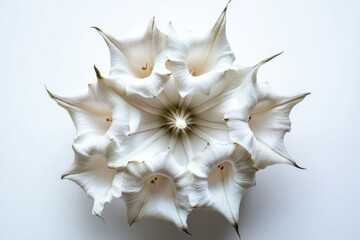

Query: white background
[1,0,359,239]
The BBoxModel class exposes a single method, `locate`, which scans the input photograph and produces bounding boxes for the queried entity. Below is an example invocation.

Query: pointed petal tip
[93,211,105,222]
[257,51,284,67]
[182,228,192,235]
[90,26,102,32]
[293,161,306,170]
[44,85,55,99]
[294,92,311,102]
[224,0,232,12]
[215,0,230,28]
[167,21,175,33]
[304,92,311,97]
[148,16,156,28]
[233,222,241,239]
[129,219,135,226]
[251,52,285,82]
[93,65,103,79]
[44,85,64,103]
[61,172,71,179]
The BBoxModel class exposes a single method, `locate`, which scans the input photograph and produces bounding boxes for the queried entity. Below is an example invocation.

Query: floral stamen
[141,63,148,71]
[150,176,159,185]
[165,108,192,132]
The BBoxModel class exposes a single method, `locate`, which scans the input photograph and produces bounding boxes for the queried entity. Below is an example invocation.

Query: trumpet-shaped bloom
[47,85,122,217]
[62,144,122,217]
[165,3,235,97]
[121,151,192,232]
[224,54,310,169]
[188,143,256,233]
[93,18,170,98]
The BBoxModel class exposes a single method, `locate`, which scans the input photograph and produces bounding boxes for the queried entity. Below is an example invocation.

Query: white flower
[121,150,192,233]
[47,1,309,235]
[188,143,256,235]
[93,17,170,98]
[224,53,310,169]
[46,85,122,217]
[165,3,235,97]
[62,144,122,218]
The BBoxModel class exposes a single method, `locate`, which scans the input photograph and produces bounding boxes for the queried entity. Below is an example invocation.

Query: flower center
[165,108,192,132]
[175,119,187,129]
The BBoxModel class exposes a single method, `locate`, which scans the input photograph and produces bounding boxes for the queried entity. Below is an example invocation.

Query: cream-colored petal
[166,60,227,97]
[188,143,256,231]
[93,18,170,97]
[94,67,142,139]
[98,89,169,167]
[121,151,192,232]
[224,55,310,168]
[62,142,121,218]
[105,126,170,168]
[46,85,112,141]
[165,3,235,97]
[187,64,252,111]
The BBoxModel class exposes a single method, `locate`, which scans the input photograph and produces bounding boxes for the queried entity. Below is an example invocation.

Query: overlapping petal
[62,143,122,217]
[121,150,192,232]
[94,18,170,98]
[47,3,309,235]
[224,54,310,169]
[188,143,256,234]
[46,84,112,143]
[165,3,235,97]
[47,84,122,216]
[95,71,174,167]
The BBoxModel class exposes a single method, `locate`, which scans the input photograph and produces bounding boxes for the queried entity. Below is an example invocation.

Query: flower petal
[121,150,192,232]
[187,64,251,110]
[95,66,143,138]
[188,143,256,230]
[224,55,310,169]
[105,125,170,168]
[62,143,121,218]
[97,80,170,167]
[46,85,112,142]
[47,85,118,217]
[165,4,235,97]
[93,18,170,98]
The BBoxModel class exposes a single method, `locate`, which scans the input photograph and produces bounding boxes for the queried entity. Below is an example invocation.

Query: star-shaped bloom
[47,1,309,235]
[165,3,235,97]
[121,150,192,232]
[46,84,122,217]
[93,18,170,98]
[188,143,257,235]
[225,54,310,169]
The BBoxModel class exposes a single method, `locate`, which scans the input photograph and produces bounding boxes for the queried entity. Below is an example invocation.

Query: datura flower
[122,151,192,232]
[46,85,123,217]
[47,1,309,236]
[92,17,170,98]
[188,143,256,235]
[224,54,310,169]
[166,4,235,97]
